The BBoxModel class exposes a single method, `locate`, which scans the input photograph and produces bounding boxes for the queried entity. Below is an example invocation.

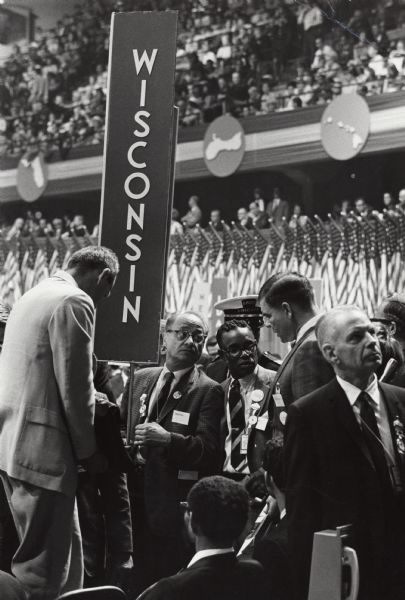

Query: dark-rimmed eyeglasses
[224,342,257,359]
[167,329,206,343]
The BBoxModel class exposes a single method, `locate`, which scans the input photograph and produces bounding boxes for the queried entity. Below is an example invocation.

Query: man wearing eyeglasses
[216,320,276,499]
[123,311,224,595]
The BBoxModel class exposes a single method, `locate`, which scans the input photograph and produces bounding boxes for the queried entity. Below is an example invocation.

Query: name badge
[241,434,249,455]
[178,470,198,480]
[273,393,285,408]
[256,416,268,431]
[172,410,190,425]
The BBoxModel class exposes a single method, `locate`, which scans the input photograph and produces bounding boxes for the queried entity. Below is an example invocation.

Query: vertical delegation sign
[95,11,178,363]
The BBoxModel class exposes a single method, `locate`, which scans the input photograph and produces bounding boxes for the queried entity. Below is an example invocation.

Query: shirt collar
[163,364,193,382]
[231,365,258,387]
[336,373,379,408]
[296,313,322,342]
[279,508,287,520]
[188,548,234,568]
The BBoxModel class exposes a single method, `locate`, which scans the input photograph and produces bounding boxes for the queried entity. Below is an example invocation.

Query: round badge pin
[249,415,258,426]
[173,391,182,399]
[251,402,261,412]
[279,411,287,426]
[251,390,264,402]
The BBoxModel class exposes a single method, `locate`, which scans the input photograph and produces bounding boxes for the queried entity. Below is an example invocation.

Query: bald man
[284,306,405,600]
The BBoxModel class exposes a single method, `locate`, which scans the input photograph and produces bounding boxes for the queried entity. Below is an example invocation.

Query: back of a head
[258,272,315,312]
[67,246,119,279]
[188,476,249,546]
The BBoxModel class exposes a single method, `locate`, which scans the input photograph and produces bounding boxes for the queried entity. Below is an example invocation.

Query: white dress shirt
[147,365,192,420]
[187,548,234,568]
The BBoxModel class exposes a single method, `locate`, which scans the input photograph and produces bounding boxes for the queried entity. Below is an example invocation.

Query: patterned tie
[229,379,246,471]
[149,371,175,422]
[357,391,391,490]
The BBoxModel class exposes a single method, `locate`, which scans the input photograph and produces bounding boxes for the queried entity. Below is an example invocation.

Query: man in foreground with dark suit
[285,306,405,600]
[123,311,224,594]
[137,476,266,600]
[217,319,275,499]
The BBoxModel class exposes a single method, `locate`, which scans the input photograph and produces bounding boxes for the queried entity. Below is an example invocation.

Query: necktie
[357,391,391,490]
[229,379,246,471]
[149,371,175,422]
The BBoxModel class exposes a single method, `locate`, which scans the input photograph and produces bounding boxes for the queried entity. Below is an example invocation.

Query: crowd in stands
[1,0,405,159]
[2,186,405,243]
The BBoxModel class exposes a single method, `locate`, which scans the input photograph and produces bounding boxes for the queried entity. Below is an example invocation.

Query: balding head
[316,306,382,387]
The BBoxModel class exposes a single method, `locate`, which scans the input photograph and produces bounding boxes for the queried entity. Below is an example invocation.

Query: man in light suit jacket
[258,272,334,430]
[285,306,405,600]
[123,311,224,595]
[137,476,266,600]
[0,246,119,600]
[216,319,275,498]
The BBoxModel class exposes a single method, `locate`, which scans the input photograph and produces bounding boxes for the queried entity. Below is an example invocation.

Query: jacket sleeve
[292,339,333,401]
[285,403,320,600]
[48,292,97,460]
[167,383,224,473]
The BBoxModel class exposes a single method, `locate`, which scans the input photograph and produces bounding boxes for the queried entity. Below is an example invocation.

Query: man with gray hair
[0,246,119,599]
[123,311,224,595]
[284,305,405,600]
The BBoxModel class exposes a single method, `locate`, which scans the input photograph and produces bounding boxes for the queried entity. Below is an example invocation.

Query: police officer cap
[214,295,262,323]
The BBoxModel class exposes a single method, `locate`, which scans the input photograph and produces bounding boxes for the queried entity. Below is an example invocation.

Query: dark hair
[67,246,119,279]
[376,297,405,342]
[216,319,253,348]
[187,476,249,545]
[258,272,315,312]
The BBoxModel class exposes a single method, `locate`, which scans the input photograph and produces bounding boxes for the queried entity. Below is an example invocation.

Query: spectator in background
[297,1,323,64]
[206,335,220,361]
[260,80,278,113]
[354,197,370,217]
[210,209,224,232]
[170,208,183,236]
[389,41,405,73]
[383,192,396,212]
[353,31,370,64]
[182,196,202,229]
[253,188,265,212]
[249,202,268,229]
[399,189,405,210]
[236,207,253,230]
[266,188,289,226]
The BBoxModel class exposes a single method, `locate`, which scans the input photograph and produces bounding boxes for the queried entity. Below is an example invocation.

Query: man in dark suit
[266,188,289,227]
[216,319,275,499]
[206,295,280,384]
[258,272,334,429]
[137,475,266,600]
[123,311,224,594]
[285,306,405,600]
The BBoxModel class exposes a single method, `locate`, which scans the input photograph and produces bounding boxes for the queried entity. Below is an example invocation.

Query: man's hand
[134,423,171,447]
[81,451,108,474]
[244,469,268,499]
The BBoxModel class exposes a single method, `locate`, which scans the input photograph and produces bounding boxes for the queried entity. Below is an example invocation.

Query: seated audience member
[249,202,268,229]
[170,208,183,236]
[253,440,291,600]
[182,196,202,229]
[236,207,253,230]
[0,571,26,600]
[210,209,223,232]
[137,476,266,600]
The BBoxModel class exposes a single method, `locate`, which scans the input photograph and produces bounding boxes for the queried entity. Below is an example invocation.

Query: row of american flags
[165,209,405,315]
[0,209,404,314]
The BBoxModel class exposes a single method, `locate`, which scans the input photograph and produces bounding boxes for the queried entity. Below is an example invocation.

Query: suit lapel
[380,384,405,479]
[133,369,162,425]
[157,366,197,423]
[269,328,314,397]
[331,379,375,471]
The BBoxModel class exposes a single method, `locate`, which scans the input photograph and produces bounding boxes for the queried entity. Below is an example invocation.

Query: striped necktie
[229,379,246,471]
